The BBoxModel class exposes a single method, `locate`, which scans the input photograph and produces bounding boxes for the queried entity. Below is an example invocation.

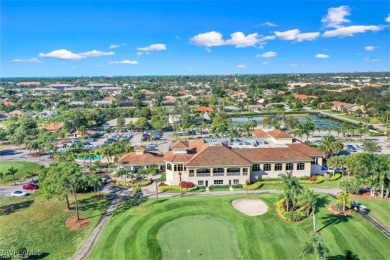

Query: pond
[231,114,344,130]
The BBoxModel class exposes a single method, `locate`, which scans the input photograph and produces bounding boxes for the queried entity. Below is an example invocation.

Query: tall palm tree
[302,189,318,233]
[300,233,328,260]
[279,171,303,211]
[0,172,4,184]
[25,171,37,183]
[7,166,18,185]
[336,191,351,212]
[78,125,88,138]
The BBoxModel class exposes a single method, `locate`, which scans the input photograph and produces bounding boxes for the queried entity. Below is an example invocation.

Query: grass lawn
[259,178,342,190]
[0,192,110,259]
[87,194,389,260]
[158,215,241,259]
[0,161,41,185]
[353,196,390,230]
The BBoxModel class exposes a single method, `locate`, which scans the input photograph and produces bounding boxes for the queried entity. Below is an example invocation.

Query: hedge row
[243,181,263,190]
[159,185,198,192]
[115,179,152,187]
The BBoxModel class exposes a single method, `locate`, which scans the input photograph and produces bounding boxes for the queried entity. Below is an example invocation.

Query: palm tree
[116,168,128,182]
[372,155,390,199]
[7,166,18,185]
[25,171,37,183]
[300,233,328,260]
[0,172,4,184]
[317,135,343,158]
[336,191,351,212]
[78,125,87,138]
[89,173,103,195]
[302,189,318,233]
[279,171,303,212]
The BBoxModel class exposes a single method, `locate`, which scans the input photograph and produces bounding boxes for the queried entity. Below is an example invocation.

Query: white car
[11,191,27,197]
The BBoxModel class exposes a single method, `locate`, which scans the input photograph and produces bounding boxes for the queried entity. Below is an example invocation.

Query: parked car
[23,183,39,190]
[142,134,150,141]
[347,145,357,152]
[11,191,28,197]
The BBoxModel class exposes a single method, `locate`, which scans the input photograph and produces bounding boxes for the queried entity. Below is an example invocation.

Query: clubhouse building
[117,129,324,186]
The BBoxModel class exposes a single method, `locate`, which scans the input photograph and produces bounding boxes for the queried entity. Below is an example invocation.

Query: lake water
[231,114,343,130]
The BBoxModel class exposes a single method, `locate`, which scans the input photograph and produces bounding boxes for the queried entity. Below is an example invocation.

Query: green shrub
[209,185,230,190]
[232,184,243,189]
[159,185,198,192]
[275,199,308,222]
[116,179,151,187]
[160,172,166,181]
[329,173,341,181]
[243,181,263,190]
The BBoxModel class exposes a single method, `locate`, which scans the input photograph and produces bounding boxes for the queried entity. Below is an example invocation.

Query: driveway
[0,184,37,198]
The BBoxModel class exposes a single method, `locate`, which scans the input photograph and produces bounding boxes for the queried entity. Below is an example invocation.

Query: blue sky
[1,0,389,77]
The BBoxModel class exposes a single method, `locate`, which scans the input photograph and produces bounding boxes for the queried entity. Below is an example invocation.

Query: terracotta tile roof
[267,129,293,139]
[187,139,206,150]
[186,144,252,167]
[163,151,194,162]
[251,129,270,138]
[171,140,188,149]
[44,123,64,131]
[118,152,164,165]
[196,106,213,112]
[233,147,312,162]
[287,143,324,157]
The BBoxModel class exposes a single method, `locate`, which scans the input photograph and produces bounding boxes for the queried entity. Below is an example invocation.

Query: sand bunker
[231,198,268,216]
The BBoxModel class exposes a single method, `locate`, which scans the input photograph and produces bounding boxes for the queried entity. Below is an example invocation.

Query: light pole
[179,171,182,197]
[155,177,160,200]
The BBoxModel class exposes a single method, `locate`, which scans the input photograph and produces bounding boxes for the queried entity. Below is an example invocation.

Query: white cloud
[315,54,330,59]
[321,6,351,28]
[39,49,85,60]
[11,58,41,63]
[274,29,320,42]
[109,60,138,64]
[264,22,277,27]
[256,51,277,58]
[296,32,320,42]
[364,46,376,51]
[136,52,144,56]
[259,35,276,42]
[137,43,167,52]
[225,32,259,47]
[323,25,382,37]
[190,31,224,47]
[386,14,390,23]
[190,31,260,48]
[365,57,382,62]
[275,29,300,40]
[236,64,247,69]
[262,61,269,65]
[136,43,167,55]
[79,50,115,57]
[109,43,126,49]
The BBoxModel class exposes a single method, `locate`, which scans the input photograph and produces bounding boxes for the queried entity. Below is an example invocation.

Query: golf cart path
[362,214,390,239]
[74,187,128,260]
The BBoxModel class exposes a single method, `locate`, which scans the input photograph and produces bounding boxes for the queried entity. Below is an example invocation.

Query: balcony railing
[227,172,240,176]
[197,173,211,177]
[213,172,224,176]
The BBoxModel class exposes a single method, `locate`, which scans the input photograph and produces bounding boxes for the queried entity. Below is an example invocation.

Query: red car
[23,183,39,190]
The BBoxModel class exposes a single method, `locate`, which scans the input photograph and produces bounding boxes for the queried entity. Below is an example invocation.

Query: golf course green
[86,194,389,260]
[158,215,241,259]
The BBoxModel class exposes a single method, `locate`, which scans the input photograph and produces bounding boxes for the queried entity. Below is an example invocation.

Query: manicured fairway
[0,193,109,259]
[87,194,389,260]
[158,215,241,259]
[0,161,41,185]
[354,197,390,230]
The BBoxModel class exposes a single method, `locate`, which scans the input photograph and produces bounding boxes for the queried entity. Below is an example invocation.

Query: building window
[252,164,260,171]
[286,163,293,171]
[297,163,305,170]
[213,168,224,173]
[263,164,271,171]
[167,164,172,170]
[174,164,184,172]
[233,179,239,185]
[311,158,319,165]
[189,172,194,177]
[242,168,248,175]
[197,168,210,177]
[198,180,204,186]
[214,180,223,185]
[189,169,194,174]
[275,163,282,171]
